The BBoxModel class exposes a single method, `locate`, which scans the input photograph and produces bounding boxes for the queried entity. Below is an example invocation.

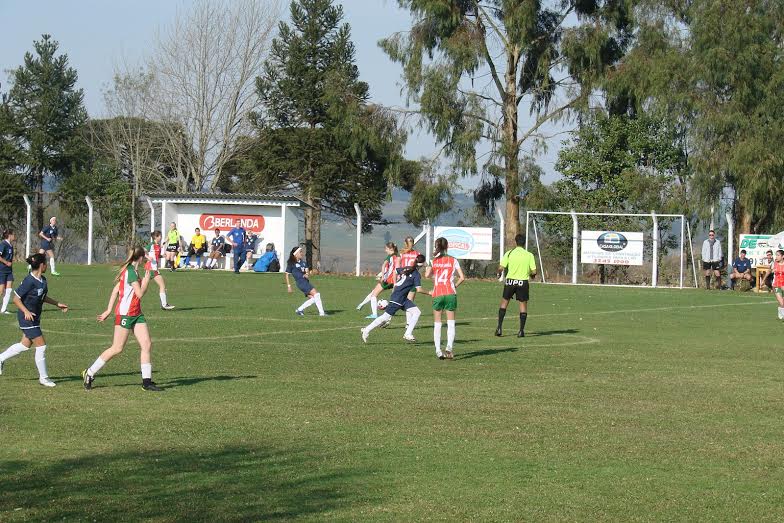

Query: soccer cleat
[495,327,502,337]
[361,328,369,343]
[356,304,363,310]
[39,377,56,387]
[437,352,445,360]
[517,330,525,338]
[1,310,11,314]
[365,314,378,319]
[142,380,163,392]
[50,271,61,276]
[295,309,305,316]
[82,369,94,390]
[403,334,416,342]
[161,304,176,310]
[319,313,329,317]
[445,350,454,360]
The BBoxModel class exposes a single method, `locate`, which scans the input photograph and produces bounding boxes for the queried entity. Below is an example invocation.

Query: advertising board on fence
[738,234,781,266]
[581,230,644,266]
[433,226,493,260]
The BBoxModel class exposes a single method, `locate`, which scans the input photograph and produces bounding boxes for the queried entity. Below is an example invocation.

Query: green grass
[1,265,784,521]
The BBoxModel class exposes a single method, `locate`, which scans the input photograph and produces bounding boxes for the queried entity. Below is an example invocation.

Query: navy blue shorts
[20,326,43,339]
[0,272,13,285]
[384,299,416,317]
[297,280,314,297]
[40,241,53,251]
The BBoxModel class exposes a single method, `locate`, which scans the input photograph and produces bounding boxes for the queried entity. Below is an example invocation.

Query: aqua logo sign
[597,232,628,252]
[439,228,475,258]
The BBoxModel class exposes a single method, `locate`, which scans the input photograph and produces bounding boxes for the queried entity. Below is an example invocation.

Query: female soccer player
[425,237,466,359]
[361,254,428,343]
[285,246,326,316]
[147,231,175,310]
[772,250,784,319]
[82,247,161,391]
[0,253,68,387]
[38,216,60,276]
[400,236,421,301]
[356,242,401,319]
[0,230,15,314]
[164,222,181,271]
[206,228,225,269]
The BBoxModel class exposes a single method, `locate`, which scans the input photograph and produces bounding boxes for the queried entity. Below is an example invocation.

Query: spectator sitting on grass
[253,243,280,272]
[730,249,753,290]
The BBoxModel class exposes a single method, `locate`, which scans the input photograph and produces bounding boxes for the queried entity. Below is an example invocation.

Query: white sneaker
[0,310,10,314]
[161,304,176,310]
[39,377,56,387]
[436,351,444,360]
[403,334,416,342]
[361,328,369,343]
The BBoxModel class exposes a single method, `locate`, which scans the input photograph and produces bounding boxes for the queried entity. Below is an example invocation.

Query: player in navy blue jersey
[38,216,60,276]
[227,225,247,273]
[0,230,15,314]
[205,228,226,269]
[285,246,326,316]
[361,254,429,343]
[0,253,68,387]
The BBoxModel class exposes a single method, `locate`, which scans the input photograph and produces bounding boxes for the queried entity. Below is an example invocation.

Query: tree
[0,85,26,232]
[381,0,636,248]
[132,0,281,191]
[251,0,406,267]
[5,35,89,230]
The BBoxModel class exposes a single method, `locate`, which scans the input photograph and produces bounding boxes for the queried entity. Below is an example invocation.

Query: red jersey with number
[381,255,402,284]
[430,255,460,297]
[400,249,421,269]
[115,265,142,317]
[773,261,784,288]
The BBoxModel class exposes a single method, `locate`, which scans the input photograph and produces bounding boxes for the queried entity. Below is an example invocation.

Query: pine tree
[5,35,88,230]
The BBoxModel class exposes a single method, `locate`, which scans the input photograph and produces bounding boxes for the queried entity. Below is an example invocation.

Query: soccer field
[1,265,783,521]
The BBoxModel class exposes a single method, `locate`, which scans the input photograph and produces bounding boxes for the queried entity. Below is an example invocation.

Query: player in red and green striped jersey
[82,247,162,391]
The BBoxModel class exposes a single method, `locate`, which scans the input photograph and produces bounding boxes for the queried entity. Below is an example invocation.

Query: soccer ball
[378,299,388,310]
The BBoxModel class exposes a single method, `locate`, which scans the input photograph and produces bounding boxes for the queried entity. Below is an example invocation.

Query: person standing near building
[701,229,723,289]
[495,234,537,338]
[227,224,247,274]
[164,222,181,271]
[38,217,60,276]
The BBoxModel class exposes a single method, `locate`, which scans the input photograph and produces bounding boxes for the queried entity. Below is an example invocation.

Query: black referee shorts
[502,279,529,302]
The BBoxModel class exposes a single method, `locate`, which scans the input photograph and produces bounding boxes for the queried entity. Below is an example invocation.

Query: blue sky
[0,0,564,188]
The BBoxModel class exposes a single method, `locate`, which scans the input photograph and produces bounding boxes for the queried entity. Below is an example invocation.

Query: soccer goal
[524,211,699,288]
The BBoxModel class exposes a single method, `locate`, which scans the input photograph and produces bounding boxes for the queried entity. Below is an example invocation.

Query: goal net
[524,211,698,288]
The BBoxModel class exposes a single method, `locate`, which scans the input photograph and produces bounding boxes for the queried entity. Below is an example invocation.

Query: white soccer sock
[366,312,392,333]
[87,357,106,377]
[446,320,456,350]
[357,293,370,309]
[1,288,12,312]
[141,363,152,380]
[49,258,55,272]
[778,307,784,319]
[314,293,325,315]
[404,307,421,337]
[298,297,316,311]
[159,292,167,306]
[34,346,48,379]
[370,296,378,316]
[433,322,442,353]
[0,342,29,363]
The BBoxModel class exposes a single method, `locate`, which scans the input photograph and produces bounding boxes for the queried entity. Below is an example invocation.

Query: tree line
[2,0,783,266]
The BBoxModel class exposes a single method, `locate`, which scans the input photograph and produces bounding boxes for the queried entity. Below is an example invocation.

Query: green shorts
[432,295,457,311]
[775,287,784,297]
[381,281,394,291]
[116,314,147,329]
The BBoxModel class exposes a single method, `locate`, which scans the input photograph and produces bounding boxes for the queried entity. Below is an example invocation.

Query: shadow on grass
[527,329,579,337]
[454,348,518,360]
[0,445,378,521]
[164,306,226,312]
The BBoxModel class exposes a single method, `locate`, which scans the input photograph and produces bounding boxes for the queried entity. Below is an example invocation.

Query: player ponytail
[287,246,303,265]
[26,253,46,270]
[402,254,426,277]
[385,242,399,256]
[433,237,448,258]
[116,246,147,282]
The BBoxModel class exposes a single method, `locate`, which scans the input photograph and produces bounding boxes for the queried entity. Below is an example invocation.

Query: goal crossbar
[524,210,698,289]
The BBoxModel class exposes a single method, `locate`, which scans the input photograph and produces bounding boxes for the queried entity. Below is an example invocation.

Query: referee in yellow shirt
[495,233,537,337]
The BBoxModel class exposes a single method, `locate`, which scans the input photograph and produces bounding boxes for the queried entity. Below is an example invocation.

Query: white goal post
[524,210,699,289]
